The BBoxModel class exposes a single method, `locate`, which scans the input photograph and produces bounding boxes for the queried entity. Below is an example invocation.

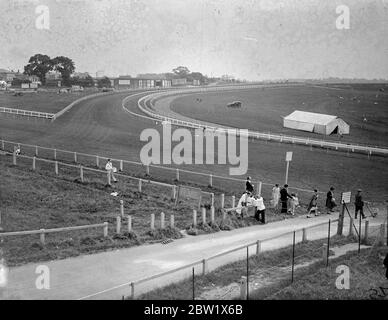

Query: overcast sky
[1,0,387,80]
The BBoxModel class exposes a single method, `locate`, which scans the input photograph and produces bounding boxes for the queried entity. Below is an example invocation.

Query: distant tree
[97,76,111,88]
[51,56,75,86]
[23,54,53,84]
[172,66,190,78]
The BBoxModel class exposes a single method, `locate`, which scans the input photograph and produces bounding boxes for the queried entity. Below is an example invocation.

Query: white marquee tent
[283,110,350,135]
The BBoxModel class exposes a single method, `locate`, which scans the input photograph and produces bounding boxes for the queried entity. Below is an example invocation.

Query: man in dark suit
[280,184,293,214]
[245,176,254,195]
[355,189,366,219]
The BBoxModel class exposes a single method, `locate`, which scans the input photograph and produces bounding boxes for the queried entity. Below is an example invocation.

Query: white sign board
[286,151,293,162]
[341,191,351,204]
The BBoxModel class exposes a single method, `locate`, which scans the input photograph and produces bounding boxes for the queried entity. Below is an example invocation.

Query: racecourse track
[0,87,387,202]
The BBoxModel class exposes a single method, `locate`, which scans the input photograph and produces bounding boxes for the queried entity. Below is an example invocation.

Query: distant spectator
[253,195,266,224]
[271,184,280,212]
[105,159,117,184]
[13,145,20,155]
[280,184,293,214]
[307,189,319,218]
[326,187,337,214]
[290,193,299,216]
[355,189,366,219]
[245,176,254,195]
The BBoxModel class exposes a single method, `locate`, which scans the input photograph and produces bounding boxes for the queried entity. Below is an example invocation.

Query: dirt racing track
[1,85,388,203]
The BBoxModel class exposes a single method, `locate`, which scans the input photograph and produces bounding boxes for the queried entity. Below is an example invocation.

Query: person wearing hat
[307,189,319,218]
[355,189,366,219]
[326,187,337,214]
[245,176,254,195]
[280,184,293,214]
[105,159,118,184]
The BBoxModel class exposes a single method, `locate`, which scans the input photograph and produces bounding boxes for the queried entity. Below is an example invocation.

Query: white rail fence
[135,87,388,157]
[0,222,108,245]
[0,106,54,119]
[0,138,325,206]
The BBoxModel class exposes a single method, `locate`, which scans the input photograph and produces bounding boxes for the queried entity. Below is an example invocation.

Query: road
[1,211,386,300]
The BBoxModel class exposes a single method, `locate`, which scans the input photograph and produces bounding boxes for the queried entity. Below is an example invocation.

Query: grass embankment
[0,88,99,113]
[137,235,362,300]
[0,154,305,266]
[251,244,388,300]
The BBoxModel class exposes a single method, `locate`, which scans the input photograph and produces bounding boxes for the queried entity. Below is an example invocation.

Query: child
[289,193,299,216]
[306,189,319,218]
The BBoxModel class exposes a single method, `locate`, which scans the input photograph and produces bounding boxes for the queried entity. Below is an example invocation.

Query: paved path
[1,211,385,300]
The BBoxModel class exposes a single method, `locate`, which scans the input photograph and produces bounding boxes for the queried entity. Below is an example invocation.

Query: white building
[283,110,350,135]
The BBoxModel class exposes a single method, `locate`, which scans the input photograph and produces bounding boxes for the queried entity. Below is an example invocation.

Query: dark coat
[280,188,292,201]
[246,181,254,193]
[326,191,336,209]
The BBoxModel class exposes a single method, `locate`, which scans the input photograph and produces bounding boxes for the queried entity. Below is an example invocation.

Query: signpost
[285,151,293,184]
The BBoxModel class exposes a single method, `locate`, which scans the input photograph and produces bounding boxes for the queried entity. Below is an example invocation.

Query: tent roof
[284,110,338,125]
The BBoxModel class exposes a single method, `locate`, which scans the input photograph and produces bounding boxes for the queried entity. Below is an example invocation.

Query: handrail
[0,106,54,119]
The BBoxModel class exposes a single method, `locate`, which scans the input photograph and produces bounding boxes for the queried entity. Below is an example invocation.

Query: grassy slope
[137,235,366,300]
[252,246,388,300]
[0,154,303,266]
[0,89,99,113]
[1,90,387,205]
[170,84,388,147]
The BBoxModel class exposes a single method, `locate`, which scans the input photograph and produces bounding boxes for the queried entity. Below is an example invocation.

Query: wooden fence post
[202,207,206,224]
[210,206,215,224]
[322,245,328,264]
[211,193,214,207]
[364,220,369,243]
[160,212,165,229]
[1,140,4,150]
[209,174,213,187]
[39,229,45,245]
[240,276,247,300]
[170,215,174,228]
[130,283,135,300]
[232,195,235,208]
[138,179,142,192]
[55,161,58,175]
[13,153,16,165]
[220,193,225,209]
[35,146,38,156]
[80,165,84,182]
[348,218,354,236]
[127,215,132,232]
[222,209,227,222]
[74,152,77,163]
[150,213,155,230]
[120,200,124,217]
[103,222,108,237]
[256,240,261,255]
[146,165,150,176]
[54,149,57,160]
[96,155,99,167]
[202,259,207,275]
[302,228,307,242]
[120,160,123,172]
[193,209,197,227]
[116,216,121,234]
[171,185,176,200]
[258,181,262,197]
[175,169,180,181]
[32,156,36,170]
